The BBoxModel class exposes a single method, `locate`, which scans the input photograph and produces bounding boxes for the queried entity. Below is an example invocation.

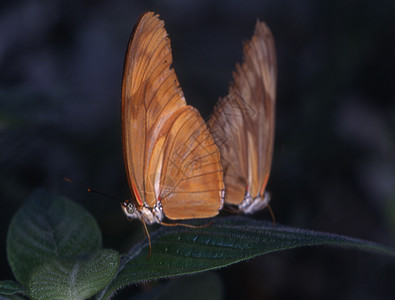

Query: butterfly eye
[126,202,135,214]
[121,201,137,219]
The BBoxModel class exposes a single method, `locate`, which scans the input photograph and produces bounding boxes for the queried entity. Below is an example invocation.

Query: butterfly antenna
[64,177,122,202]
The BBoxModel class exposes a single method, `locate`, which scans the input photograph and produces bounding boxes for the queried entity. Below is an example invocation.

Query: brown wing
[208,21,276,205]
[122,12,223,218]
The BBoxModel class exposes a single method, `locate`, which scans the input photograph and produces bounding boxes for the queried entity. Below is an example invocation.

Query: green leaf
[28,249,119,300]
[133,272,223,300]
[0,295,26,300]
[0,280,26,296]
[99,216,395,299]
[7,189,102,286]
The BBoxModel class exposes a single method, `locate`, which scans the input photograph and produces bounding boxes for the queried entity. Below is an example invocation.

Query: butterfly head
[121,199,165,224]
[121,200,140,220]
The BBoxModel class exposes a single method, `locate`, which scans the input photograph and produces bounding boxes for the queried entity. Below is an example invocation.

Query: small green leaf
[0,280,26,296]
[28,249,119,300]
[99,216,395,299]
[7,189,102,286]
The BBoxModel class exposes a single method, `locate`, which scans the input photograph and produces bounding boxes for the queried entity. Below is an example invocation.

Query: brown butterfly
[208,21,277,215]
[121,12,224,229]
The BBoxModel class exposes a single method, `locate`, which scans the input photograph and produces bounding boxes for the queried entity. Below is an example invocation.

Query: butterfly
[208,20,277,215]
[120,12,224,230]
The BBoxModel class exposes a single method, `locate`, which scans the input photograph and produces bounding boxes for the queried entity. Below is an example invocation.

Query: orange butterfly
[208,21,277,215]
[121,12,224,227]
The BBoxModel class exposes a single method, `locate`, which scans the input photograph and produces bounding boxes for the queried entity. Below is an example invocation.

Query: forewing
[209,21,277,204]
[122,12,186,207]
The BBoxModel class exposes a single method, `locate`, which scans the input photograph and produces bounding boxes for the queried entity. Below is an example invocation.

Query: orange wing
[122,12,224,220]
[208,21,276,206]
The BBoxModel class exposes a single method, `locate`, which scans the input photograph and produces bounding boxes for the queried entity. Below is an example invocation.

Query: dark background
[1,0,395,299]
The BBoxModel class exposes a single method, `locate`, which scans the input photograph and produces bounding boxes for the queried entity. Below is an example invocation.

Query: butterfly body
[121,11,276,225]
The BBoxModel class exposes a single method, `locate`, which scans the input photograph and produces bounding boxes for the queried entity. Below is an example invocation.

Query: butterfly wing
[209,21,276,205]
[122,12,224,219]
